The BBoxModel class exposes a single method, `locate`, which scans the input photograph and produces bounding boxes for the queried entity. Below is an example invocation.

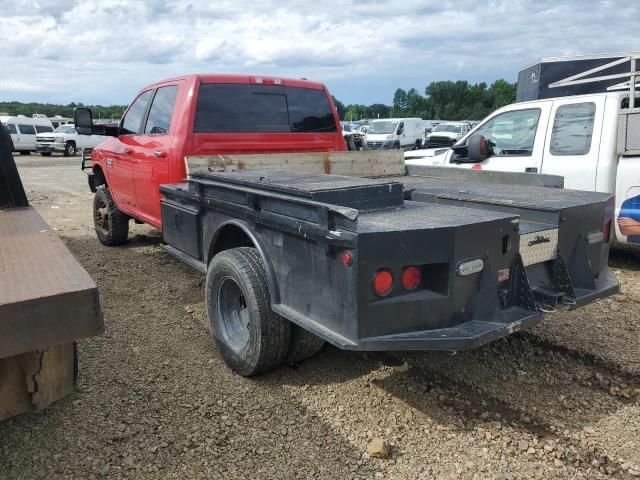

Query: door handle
[124,147,133,155]
[525,167,538,173]
[153,150,167,158]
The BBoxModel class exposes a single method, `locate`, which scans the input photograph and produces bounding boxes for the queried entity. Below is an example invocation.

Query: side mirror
[74,107,119,137]
[467,135,490,162]
[74,108,94,135]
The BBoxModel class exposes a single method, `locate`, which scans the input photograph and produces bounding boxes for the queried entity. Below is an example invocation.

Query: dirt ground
[1,155,639,479]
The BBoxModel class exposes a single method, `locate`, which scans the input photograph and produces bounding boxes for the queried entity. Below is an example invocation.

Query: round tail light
[372,269,393,297]
[401,266,422,290]
[341,250,353,267]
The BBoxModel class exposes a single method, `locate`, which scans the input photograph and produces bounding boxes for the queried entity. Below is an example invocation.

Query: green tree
[392,88,408,116]
[367,103,391,119]
[344,104,368,121]
[332,96,346,120]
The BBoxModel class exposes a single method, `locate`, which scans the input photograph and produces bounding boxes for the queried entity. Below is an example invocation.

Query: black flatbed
[357,201,514,233]
[160,166,618,354]
[401,175,610,211]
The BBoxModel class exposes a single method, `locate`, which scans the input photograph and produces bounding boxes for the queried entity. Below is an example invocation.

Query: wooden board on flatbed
[186,150,405,178]
[0,207,104,359]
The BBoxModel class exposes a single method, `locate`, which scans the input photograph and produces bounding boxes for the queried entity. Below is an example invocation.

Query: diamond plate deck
[0,207,103,358]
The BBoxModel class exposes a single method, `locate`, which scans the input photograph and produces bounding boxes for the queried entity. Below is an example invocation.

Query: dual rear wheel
[206,247,324,376]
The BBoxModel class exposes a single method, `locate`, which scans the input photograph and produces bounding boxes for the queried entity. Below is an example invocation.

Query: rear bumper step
[354,310,542,351]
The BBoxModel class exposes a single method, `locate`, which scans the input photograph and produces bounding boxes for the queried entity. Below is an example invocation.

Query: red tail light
[401,266,422,290]
[341,250,353,267]
[471,164,483,170]
[372,269,393,297]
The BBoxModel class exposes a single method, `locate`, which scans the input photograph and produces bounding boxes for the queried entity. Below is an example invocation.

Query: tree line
[2,79,516,124]
[336,79,517,122]
[0,101,126,120]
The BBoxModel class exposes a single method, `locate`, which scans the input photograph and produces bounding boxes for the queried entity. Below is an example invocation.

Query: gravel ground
[1,155,639,479]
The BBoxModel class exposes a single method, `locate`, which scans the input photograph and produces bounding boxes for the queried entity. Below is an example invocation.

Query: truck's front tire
[64,141,76,157]
[206,247,290,376]
[93,187,129,246]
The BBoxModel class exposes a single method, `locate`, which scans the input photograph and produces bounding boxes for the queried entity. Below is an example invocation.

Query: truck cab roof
[144,73,328,91]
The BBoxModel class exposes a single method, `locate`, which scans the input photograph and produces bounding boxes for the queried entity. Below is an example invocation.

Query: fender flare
[210,219,281,305]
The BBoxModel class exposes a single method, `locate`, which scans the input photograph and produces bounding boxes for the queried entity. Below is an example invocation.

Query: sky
[0,0,638,107]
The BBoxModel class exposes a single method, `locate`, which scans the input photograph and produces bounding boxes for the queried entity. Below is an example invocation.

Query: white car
[425,122,471,147]
[36,124,106,157]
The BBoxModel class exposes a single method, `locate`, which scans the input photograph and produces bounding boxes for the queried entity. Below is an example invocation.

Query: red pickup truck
[77,74,346,245]
[74,75,618,376]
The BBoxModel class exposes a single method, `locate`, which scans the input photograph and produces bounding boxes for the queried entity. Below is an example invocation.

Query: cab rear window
[194,84,337,133]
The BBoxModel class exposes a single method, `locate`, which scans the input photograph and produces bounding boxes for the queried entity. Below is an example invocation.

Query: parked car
[0,115,54,154]
[341,122,364,150]
[364,118,424,150]
[36,124,106,157]
[425,122,471,147]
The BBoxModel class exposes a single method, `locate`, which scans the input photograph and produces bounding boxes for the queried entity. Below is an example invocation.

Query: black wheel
[286,325,325,363]
[345,137,357,151]
[206,247,290,376]
[41,152,52,157]
[19,151,30,155]
[394,142,401,150]
[414,139,423,150]
[64,141,76,157]
[93,187,129,246]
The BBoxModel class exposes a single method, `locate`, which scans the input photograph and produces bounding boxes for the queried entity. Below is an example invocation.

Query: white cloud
[0,0,637,105]
[0,80,44,92]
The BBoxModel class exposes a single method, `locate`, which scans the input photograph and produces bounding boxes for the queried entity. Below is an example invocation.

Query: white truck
[36,124,106,157]
[406,53,640,246]
[364,118,424,150]
[424,121,471,147]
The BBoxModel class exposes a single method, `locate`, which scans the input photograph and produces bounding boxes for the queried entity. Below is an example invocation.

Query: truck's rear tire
[93,187,129,246]
[206,247,290,376]
[286,325,325,363]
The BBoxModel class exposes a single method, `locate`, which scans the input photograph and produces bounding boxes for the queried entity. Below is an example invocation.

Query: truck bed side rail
[160,177,360,249]
[406,164,565,189]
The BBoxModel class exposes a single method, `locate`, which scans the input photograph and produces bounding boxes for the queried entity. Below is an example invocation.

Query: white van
[0,115,54,154]
[364,118,424,150]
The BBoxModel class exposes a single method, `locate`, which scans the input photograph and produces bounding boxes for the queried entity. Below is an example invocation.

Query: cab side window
[5,124,17,134]
[144,86,178,135]
[17,124,36,135]
[473,109,541,156]
[121,90,153,135]
[549,102,596,156]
